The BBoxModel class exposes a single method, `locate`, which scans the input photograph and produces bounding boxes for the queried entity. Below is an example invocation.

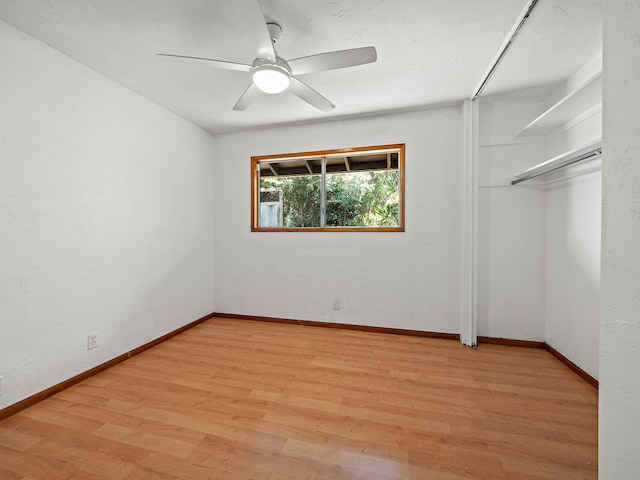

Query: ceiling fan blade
[233,83,262,111]
[288,77,335,113]
[288,46,377,75]
[157,53,252,72]
[242,0,276,62]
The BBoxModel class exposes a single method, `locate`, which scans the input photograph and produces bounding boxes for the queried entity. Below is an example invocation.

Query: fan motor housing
[266,22,283,42]
[251,57,291,94]
[252,56,291,75]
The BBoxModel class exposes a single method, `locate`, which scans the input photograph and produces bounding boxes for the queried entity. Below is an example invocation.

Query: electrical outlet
[332,298,341,310]
[87,333,98,350]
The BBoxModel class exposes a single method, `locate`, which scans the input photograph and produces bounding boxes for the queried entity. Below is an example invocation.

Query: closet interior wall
[477,54,602,379]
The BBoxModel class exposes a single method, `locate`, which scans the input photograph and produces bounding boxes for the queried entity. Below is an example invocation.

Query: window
[251,144,404,232]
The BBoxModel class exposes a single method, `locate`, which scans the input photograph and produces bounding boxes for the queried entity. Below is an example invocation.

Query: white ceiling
[0,0,601,134]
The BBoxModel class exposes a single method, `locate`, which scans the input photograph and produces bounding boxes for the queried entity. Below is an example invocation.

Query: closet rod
[511,147,602,185]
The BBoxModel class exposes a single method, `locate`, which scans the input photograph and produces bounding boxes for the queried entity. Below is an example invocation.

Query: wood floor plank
[92,423,200,459]
[0,317,597,479]
[1,415,151,463]
[0,427,41,452]
[282,437,411,479]
[24,439,136,479]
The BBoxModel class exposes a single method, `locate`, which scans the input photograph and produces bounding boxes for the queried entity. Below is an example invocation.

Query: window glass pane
[260,173,321,228]
[325,169,399,227]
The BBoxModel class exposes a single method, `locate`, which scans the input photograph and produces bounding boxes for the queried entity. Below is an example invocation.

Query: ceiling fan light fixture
[252,60,291,94]
[158,12,376,112]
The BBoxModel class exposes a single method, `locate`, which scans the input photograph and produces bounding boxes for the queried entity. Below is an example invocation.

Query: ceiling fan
[156,0,377,113]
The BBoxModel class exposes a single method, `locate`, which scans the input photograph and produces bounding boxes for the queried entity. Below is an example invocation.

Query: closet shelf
[516,72,602,137]
[511,139,602,185]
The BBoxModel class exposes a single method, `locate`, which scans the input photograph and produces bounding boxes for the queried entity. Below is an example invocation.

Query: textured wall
[478,67,602,362]
[477,96,548,341]
[600,1,640,477]
[0,20,216,409]
[213,108,463,333]
[477,185,546,340]
[543,63,602,380]
[545,170,601,379]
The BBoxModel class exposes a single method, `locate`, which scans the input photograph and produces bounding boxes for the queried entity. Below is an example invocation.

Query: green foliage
[261,175,321,227]
[261,169,399,228]
[326,170,399,227]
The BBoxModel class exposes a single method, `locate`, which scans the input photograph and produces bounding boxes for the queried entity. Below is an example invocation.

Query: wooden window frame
[251,143,405,232]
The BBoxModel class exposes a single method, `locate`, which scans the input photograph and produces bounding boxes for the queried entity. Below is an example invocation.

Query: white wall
[0,20,216,409]
[477,185,546,340]
[477,96,548,341]
[600,1,640,476]
[545,169,601,379]
[478,68,602,373]
[542,76,602,379]
[213,108,463,333]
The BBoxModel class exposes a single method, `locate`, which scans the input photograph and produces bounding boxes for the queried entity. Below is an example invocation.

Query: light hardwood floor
[0,318,597,479]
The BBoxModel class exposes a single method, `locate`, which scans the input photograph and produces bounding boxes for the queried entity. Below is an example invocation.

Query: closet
[477,50,602,380]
